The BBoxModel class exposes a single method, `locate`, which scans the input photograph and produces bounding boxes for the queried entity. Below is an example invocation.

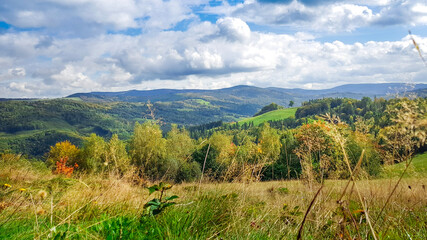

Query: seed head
[37,190,48,200]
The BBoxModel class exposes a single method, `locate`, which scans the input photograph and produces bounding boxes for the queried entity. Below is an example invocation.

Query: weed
[143,182,179,216]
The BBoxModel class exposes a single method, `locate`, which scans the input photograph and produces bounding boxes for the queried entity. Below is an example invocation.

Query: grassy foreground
[1,156,426,239]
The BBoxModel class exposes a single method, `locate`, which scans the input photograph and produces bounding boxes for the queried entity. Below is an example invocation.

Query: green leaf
[147,185,159,195]
[144,198,161,208]
[162,202,176,208]
[165,195,179,201]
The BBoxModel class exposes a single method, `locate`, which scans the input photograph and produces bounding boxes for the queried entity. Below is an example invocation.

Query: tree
[166,125,194,162]
[80,133,107,172]
[105,134,130,174]
[294,121,343,184]
[379,98,426,164]
[257,123,281,163]
[166,125,200,182]
[130,121,167,180]
[209,132,236,167]
[252,123,281,180]
[289,100,294,107]
[254,103,283,116]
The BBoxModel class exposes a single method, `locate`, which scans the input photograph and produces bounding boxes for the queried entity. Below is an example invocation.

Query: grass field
[239,108,297,126]
[1,154,426,239]
[381,152,427,178]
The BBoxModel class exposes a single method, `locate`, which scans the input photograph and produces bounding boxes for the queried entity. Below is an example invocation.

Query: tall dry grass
[1,153,426,239]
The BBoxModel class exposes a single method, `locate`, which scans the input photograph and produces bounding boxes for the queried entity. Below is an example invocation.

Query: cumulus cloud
[9,82,31,93]
[205,0,427,32]
[1,23,426,98]
[217,17,251,42]
[50,65,98,89]
[0,68,26,83]
[0,0,426,98]
[0,0,204,36]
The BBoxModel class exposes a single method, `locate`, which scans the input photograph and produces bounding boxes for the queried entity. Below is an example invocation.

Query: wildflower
[19,188,26,192]
[36,206,46,215]
[283,203,288,210]
[3,183,11,189]
[37,190,48,200]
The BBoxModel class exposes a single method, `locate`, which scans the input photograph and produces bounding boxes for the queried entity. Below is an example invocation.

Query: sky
[0,0,427,98]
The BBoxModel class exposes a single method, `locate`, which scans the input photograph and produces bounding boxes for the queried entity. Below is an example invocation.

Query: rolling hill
[238,108,297,126]
[381,152,427,178]
[1,83,426,157]
[68,83,427,104]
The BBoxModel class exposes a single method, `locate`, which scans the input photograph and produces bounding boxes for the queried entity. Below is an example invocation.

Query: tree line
[38,97,426,183]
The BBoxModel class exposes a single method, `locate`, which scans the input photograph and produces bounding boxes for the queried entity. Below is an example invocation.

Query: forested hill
[67,83,427,105]
[1,83,426,157]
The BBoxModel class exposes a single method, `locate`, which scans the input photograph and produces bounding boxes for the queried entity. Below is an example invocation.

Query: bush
[175,161,201,183]
[46,140,81,170]
[346,132,381,177]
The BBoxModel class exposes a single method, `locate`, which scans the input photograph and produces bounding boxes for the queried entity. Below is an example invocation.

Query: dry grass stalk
[337,150,365,202]
[297,184,323,240]
[323,115,378,240]
[198,143,210,193]
[373,155,415,228]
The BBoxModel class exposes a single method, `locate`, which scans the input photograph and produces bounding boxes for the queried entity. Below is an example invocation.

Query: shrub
[54,156,78,177]
[46,140,80,169]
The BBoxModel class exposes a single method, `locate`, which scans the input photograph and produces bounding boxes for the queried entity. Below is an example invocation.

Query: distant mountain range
[68,83,427,106]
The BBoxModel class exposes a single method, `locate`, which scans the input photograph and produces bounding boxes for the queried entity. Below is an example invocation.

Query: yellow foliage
[46,140,80,168]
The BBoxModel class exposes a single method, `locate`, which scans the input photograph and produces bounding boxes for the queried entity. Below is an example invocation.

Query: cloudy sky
[1,0,426,98]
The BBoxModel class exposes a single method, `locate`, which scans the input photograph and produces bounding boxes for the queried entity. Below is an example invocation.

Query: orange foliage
[54,156,78,177]
[47,140,80,167]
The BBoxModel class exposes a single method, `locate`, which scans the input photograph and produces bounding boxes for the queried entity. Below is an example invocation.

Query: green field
[238,108,297,126]
[381,152,427,178]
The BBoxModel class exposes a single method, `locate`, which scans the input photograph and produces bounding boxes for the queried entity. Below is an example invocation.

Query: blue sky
[0,0,426,98]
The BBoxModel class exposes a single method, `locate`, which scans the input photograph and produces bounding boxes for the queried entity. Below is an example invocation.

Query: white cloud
[217,17,251,42]
[2,25,426,98]
[0,0,427,98]
[204,0,427,32]
[0,68,26,82]
[0,0,205,36]
[8,68,26,77]
[9,82,32,93]
[51,65,99,89]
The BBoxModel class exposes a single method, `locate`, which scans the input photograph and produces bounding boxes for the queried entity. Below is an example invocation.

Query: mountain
[68,83,427,104]
[267,83,427,95]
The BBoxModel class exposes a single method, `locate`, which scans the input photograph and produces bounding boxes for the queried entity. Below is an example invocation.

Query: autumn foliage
[47,140,81,168]
[54,156,78,177]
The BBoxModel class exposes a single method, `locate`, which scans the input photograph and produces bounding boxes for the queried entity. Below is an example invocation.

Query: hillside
[1,83,427,157]
[0,98,247,156]
[239,108,297,126]
[68,83,427,107]
[381,152,427,178]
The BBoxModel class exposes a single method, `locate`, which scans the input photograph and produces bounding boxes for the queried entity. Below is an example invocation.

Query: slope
[381,152,427,178]
[238,108,297,126]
